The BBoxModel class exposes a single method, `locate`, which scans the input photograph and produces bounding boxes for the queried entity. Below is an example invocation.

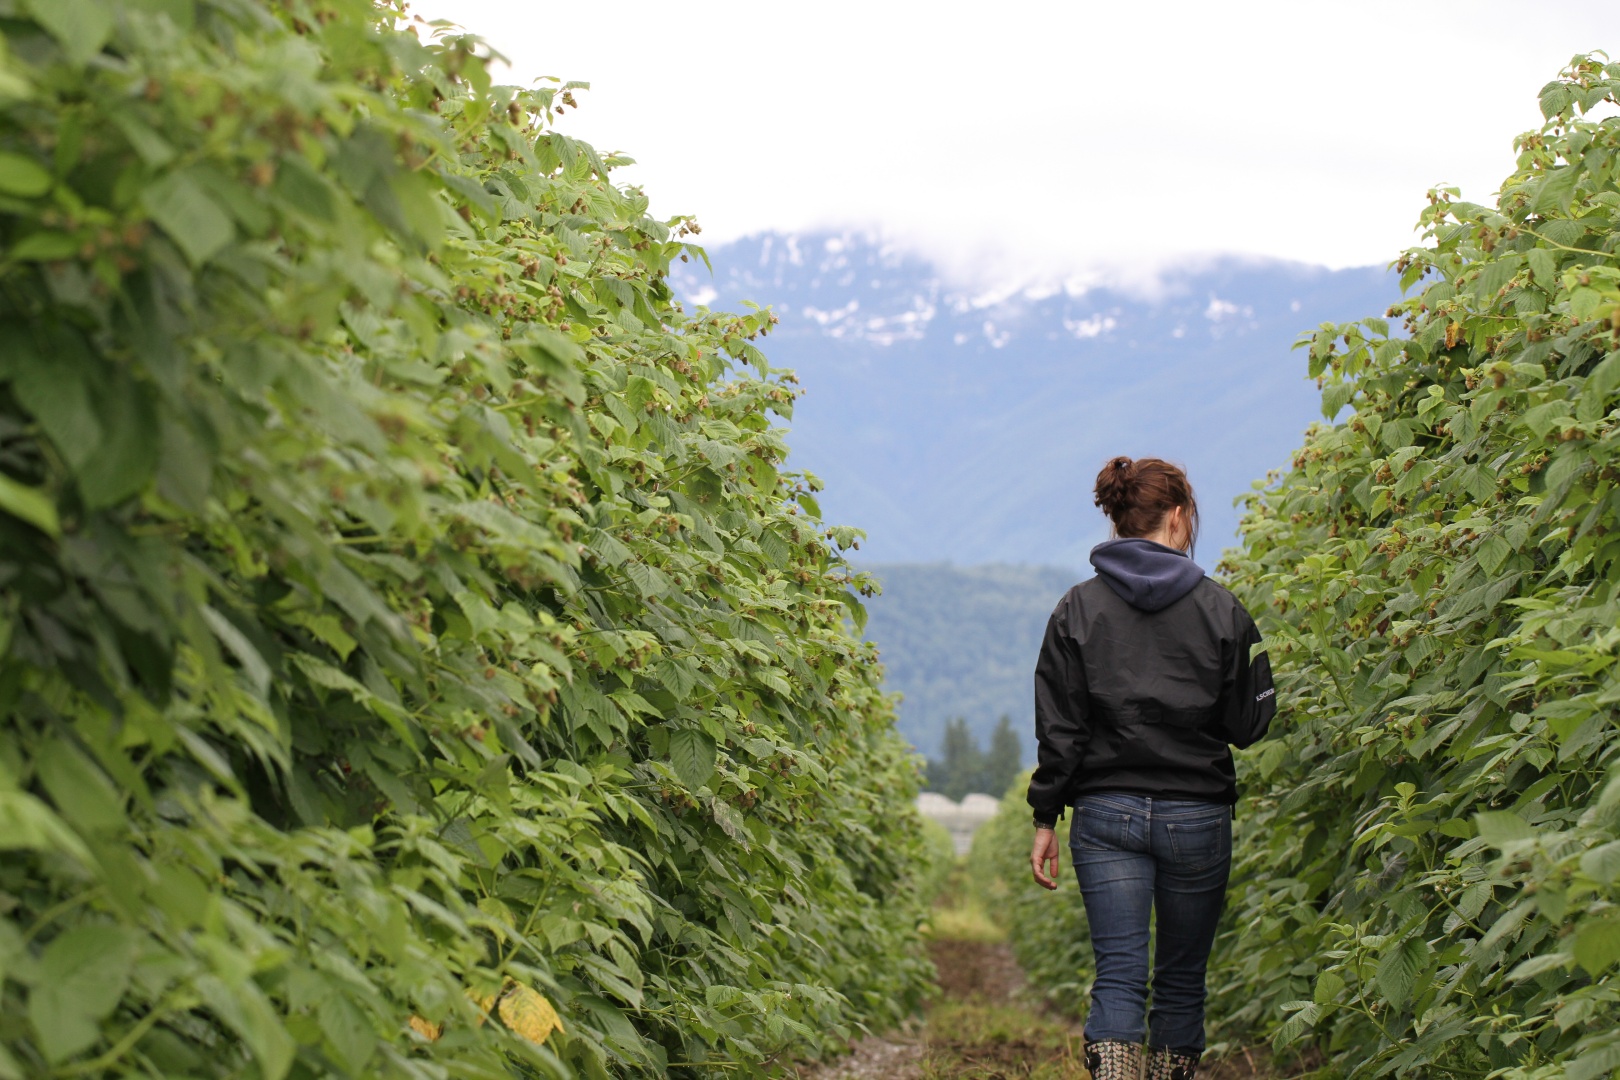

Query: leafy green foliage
[0,2,931,1077]
[916,818,958,909]
[963,771,1093,1005]
[1211,53,1620,1079]
[966,54,1620,1080]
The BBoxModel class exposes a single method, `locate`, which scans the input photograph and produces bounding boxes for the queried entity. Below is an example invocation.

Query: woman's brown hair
[1093,456,1199,552]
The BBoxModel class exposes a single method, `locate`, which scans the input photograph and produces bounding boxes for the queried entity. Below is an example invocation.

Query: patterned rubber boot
[1145,1046,1200,1080]
[1083,1039,1144,1080]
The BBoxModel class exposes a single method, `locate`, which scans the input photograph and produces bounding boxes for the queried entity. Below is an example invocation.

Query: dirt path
[794,860,1319,1080]
[797,935,1313,1080]
[795,938,1085,1080]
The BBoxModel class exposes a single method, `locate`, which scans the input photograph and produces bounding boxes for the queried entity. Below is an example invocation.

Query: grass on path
[798,863,1326,1080]
[914,866,1088,1080]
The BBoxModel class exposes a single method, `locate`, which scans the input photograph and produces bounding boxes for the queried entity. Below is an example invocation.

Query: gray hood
[1089,538,1206,612]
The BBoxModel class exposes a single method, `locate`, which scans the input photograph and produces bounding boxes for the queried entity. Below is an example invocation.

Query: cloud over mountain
[672,231,1398,570]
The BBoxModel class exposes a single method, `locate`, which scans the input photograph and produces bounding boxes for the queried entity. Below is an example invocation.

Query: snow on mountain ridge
[668,230,1399,567]
[673,230,1300,352]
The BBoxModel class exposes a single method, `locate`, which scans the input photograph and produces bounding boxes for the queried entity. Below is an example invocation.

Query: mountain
[670,232,1398,568]
[668,232,1400,756]
[860,563,1076,760]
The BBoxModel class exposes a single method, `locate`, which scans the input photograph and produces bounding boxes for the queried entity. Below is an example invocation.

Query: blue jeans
[1069,793,1231,1053]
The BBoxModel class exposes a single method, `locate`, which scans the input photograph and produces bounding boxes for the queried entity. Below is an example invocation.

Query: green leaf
[1533,165,1580,214]
[1271,1001,1321,1051]
[1376,935,1429,1007]
[195,975,294,1080]
[154,419,212,512]
[111,111,175,168]
[1568,1038,1620,1080]
[668,729,716,792]
[13,360,100,471]
[1477,535,1512,576]
[1544,450,1587,495]
[1475,810,1534,846]
[28,924,139,1063]
[76,375,158,508]
[1522,401,1570,439]
[1507,953,1571,981]
[35,739,123,832]
[712,799,746,843]
[201,606,272,698]
[1433,816,1473,839]
[0,152,51,197]
[381,171,445,248]
[1571,286,1606,321]
[317,993,375,1073]
[1313,970,1345,1005]
[9,232,77,261]
[0,791,91,863]
[144,170,235,265]
[1539,81,1574,119]
[1580,840,1620,884]
[838,589,869,634]
[1474,255,1523,301]
[625,374,657,413]
[0,472,58,535]
[1527,247,1557,287]
[654,657,698,700]
[22,0,113,67]
[1575,916,1620,974]
[272,155,336,221]
[1322,381,1357,418]
[1585,351,1620,402]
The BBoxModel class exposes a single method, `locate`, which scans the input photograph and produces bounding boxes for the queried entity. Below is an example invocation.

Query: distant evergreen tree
[924,717,987,801]
[922,716,1027,800]
[983,715,1023,798]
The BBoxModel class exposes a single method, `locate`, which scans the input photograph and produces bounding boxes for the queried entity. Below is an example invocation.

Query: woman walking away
[1026,457,1276,1080]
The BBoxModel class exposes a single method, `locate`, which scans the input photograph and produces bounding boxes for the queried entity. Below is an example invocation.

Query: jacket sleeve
[1026,599,1090,827]
[1219,604,1276,750]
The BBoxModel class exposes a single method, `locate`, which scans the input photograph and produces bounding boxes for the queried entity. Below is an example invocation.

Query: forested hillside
[862,562,1075,758]
[0,3,931,1077]
[670,236,1396,566]
[971,54,1620,1080]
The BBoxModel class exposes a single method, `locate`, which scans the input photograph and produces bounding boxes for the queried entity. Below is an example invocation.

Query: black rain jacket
[1026,539,1276,825]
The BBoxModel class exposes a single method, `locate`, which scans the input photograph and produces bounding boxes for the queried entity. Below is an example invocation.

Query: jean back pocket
[1070,805,1132,851]
[1165,816,1230,871]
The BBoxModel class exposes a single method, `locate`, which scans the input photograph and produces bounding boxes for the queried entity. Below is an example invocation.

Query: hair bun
[1091,455,1199,551]
[1094,456,1134,517]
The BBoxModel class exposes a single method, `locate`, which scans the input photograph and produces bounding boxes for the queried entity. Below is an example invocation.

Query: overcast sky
[411,1,1619,283]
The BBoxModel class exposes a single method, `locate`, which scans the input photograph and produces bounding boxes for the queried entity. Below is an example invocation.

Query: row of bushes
[969,56,1620,1080]
[0,2,931,1077]
[1212,54,1620,1080]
